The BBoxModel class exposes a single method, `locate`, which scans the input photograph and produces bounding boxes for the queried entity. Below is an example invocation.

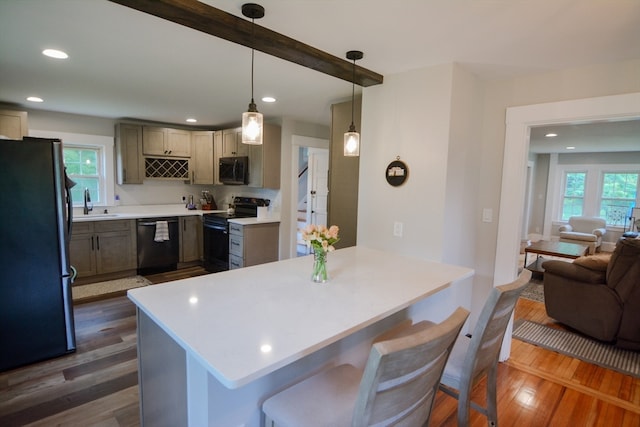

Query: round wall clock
[385,157,408,186]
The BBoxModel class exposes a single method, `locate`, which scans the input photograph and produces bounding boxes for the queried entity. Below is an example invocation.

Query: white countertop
[127,246,473,389]
[73,204,223,222]
[228,216,280,225]
[73,204,280,223]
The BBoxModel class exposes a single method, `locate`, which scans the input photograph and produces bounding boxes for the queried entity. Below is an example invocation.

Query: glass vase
[311,248,329,283]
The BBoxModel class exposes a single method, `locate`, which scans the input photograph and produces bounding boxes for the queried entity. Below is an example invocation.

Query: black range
[202,197,269,272]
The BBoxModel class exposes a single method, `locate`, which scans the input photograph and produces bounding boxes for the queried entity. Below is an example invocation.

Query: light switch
[482,208,493,223]
[393,221,403,237]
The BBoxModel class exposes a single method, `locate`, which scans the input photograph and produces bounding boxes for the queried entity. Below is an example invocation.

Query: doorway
[291,136,330,257]
[497,93,640,283]
[495,92,640,359]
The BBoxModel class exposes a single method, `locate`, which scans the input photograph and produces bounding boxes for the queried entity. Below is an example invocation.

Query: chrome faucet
[83,188,92,215]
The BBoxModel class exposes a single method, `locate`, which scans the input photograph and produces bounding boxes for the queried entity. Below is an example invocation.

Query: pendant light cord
[251,17,255,104]
[350,57,355,127]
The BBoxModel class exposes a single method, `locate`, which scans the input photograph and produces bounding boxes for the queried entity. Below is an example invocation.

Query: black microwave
[219,156,248,185]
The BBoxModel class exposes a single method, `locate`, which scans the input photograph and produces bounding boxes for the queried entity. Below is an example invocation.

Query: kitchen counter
[73,204,281,223]
[227,216,280,225]
[128,246,473,426]
[72,204,226,222]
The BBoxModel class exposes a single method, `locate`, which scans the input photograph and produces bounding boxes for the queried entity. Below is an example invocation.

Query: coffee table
[524,241,589,274]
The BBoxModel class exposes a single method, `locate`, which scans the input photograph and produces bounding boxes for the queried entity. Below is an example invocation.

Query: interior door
[307,148,329,226]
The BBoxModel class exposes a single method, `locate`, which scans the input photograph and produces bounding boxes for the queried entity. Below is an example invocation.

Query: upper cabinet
[221,127,249,157]
[115,123,144,184]
[191,130,216,185]
[248,123,281,189]
[115,121,280,187]
[0,110,28,139]
[216,124,281,189]
[143,126,191,157]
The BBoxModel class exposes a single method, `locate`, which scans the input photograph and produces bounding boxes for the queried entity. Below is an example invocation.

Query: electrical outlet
[393,221,403,237]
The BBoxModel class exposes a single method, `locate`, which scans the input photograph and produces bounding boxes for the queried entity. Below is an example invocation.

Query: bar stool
[438,270,531,426]
[262,307,470,427]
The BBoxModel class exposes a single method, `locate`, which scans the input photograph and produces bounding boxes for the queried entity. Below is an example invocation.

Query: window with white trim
[600,172,638,226]
[557,165,639,228]
[561,171,586,220]
[64,146,102,205]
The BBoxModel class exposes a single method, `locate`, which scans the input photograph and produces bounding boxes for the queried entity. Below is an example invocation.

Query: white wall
[357,64,454,261]
[357,58,640,338]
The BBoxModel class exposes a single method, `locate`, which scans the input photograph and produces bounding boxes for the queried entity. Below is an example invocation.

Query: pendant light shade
[241,3,265,145]
[242,104,263,145]
[344,50,363,157]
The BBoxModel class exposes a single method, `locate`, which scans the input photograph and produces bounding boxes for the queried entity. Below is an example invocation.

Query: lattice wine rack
[145,157,189,179]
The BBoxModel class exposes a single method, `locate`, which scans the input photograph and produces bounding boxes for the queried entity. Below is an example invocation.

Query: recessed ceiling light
[262,96,276,103]
[566,146,576,150]
[42,49,68,59]
[545,133,558,138]
[27,96,44,103]
[186,118,197,123]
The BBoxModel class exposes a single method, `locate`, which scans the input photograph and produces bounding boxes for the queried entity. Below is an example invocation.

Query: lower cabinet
[229,222,279,269]
[179,216,202,263]
[70,220,137,280]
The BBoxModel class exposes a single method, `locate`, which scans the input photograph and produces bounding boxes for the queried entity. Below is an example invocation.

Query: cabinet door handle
[91,236,94,251]
[96,235,100,251]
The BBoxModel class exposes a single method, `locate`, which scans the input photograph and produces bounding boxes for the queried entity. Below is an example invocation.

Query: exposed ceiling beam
[107,0,384,87]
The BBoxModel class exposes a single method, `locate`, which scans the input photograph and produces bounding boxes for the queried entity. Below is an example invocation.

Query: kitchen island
[128,246,473,426]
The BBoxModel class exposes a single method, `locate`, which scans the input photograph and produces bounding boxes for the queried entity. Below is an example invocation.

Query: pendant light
[241,3,265,145]
[344,50,363,156]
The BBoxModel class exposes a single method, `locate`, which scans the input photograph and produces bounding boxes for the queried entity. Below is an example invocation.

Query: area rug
[513,319,640,378]
[72,275,151,302]
[520,277,544,303]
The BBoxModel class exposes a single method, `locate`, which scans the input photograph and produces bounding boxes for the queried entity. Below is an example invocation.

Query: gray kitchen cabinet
[115,123,144,184]
[217,124,281,189]
[248,123,281,189]
[221,127,249,157]
[70,220,137,280]
[179,216,202,263]
[69,222,97,277]
[0,109,28,139]
[228,221,279,269]
[143,126,191,158]
[190,131,215,185]
[213,130,222,185]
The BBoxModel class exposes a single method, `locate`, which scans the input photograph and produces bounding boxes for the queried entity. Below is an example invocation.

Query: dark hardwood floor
[1,269,638,426]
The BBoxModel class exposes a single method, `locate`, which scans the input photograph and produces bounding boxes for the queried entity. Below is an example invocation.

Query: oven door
[203,221,229,272]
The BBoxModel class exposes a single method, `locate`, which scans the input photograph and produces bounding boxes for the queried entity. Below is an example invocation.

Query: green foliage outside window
[600,173,638,226]
[64,147,101,205]
[562,172,585,220]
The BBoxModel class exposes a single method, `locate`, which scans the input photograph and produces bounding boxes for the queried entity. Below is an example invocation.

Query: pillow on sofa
[573,253,611,271]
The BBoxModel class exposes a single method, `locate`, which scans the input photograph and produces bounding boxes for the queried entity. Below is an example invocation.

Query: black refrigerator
[0,137,76,371]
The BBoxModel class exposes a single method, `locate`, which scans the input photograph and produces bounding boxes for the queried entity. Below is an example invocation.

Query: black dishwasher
[136,217,179,274]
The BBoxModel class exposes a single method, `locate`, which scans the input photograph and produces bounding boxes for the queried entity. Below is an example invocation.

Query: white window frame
[599,170,639,226]
[64,144,103,205]
[560,170,588,220]
[29,130,115,208]
[554,163,640,229]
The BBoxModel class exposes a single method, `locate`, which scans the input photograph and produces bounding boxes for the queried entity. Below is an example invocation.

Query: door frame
[290,135,330,259]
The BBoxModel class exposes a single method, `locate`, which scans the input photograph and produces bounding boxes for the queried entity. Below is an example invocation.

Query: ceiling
[1,0,639,132]
[529,120,640,154]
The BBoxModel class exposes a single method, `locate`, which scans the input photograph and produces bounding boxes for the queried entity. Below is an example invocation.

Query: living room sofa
[542,238,640,350]
[558,216,607,254]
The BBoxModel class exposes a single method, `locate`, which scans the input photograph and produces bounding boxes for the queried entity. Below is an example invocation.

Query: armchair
[559,216,607,254]
[542,238,640,350]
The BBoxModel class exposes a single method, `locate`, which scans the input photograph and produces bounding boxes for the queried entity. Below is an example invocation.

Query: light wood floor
[1,269,638,426]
